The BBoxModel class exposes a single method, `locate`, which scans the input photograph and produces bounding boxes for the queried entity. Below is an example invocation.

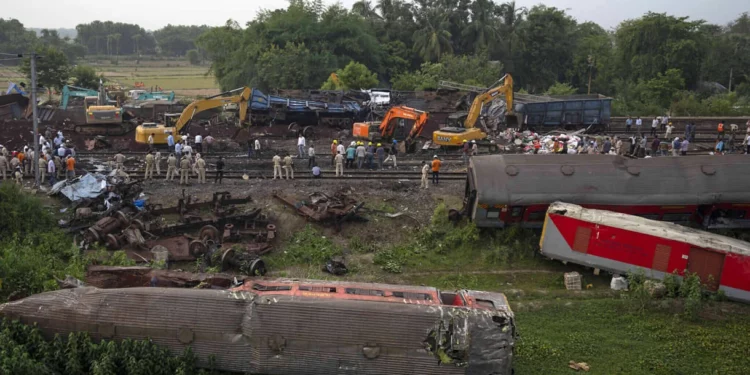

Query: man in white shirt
[195,134,203,153]
[336,142,345,157]
[297,135,306,158]
[254,139,261,159]
[651,117,658,137]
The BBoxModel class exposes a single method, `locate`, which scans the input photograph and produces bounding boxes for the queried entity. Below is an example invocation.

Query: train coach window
[392,291,433,300]
[661,213,694,223]
[299,286,337,293]
[527,210,546,221]
[345,288,385,296]
[486,209,500,219]
[252,284,292,292]
[511,207,524,218]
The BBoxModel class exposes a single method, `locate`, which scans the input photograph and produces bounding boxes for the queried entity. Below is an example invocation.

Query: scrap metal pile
[55,183,276,276]
[273,190,367,231]
[500,129,615,154]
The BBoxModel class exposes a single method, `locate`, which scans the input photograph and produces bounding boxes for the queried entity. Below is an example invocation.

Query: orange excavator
[352,105,429,152]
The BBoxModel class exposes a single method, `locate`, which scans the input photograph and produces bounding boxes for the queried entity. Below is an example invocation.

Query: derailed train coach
[462,154,750,229]
[540,202,750,303]
[0,279,515,375]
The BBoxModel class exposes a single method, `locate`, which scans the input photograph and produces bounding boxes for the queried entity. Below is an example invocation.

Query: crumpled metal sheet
[58,173,107,202]
[0,285,515,374]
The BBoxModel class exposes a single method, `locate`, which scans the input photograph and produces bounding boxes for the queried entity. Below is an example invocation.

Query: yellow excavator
[432,74,517,146]
[135,87,251,145]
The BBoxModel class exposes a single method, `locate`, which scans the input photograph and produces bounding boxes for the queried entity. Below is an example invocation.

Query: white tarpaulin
[58,173,107,202]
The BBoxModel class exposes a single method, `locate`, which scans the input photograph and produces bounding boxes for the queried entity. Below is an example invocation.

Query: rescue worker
[650,117,658,137]
[179,156,190,185]
[375,143,385,170]
[365,142,374,170]
[355,141,366,169]
[10,153,20,175]
[297,134,306,158]
[145,151,155,180]
[14,166,23,185]
[175,140,183,160]
[167,134,175,152]
[66,155,76,180]
[384,139,398,168]
[680,138,689,156]
[54,154,63,179]
[461,139,470,163]
[330,140,338,166]
[195,133,203,153]
[431,155,441,185]
[638,136,647,158]
[204,133,214,154]
[672,137,681,157]
[215,156,225,184]
[615,138,623,155]
[195,154,207,183]
[113,151,126,170]
[665,122,674,139]
[0,152,8,180]
[47,155,56,186]
[336,141,345,162]
[345,142,356,168]
[308,144,316,168]
[154,150,162,175]
[17,149,25,176]
[254,138,261,159]
[166,153,177,180]
[147,133,154,151]
[334,151,344,177]
[420,161,429,189]
[283,153,294,179]
[471,140,478,156]
[717,121,725,139]
[38,155,47,182]
[272,152,283,179]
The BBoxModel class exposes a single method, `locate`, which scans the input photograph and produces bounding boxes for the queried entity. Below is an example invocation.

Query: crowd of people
[0,128,76,186]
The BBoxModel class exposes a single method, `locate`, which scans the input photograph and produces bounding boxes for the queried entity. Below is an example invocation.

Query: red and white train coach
[540,202,750,302]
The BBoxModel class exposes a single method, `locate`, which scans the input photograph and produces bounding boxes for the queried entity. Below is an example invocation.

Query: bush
[268,225,341,268]
[0,319,219,375]
[680,272,704,320]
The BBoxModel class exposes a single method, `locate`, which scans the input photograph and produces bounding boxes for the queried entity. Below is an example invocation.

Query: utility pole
[30,53,41,187]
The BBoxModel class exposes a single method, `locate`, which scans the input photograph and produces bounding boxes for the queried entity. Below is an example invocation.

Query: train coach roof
[470,154,750,206]
[548,202,750,256]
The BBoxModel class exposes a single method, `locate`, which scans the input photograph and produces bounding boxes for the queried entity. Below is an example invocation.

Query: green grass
[514,299,750,375]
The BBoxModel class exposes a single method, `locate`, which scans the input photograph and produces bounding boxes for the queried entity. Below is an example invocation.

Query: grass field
[0,57,220,98]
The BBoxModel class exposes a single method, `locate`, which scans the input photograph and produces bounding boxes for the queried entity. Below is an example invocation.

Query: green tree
[186,49,200,65]
[462,0,499,53]
[642,68,686,109]
[615,12,705,89]
[75,21,155,55]
[19,45,70,100]
[545,82,577,95]
[0,19,38,61]
[413,6,453,61]
[336,61,378,89]
[495,1,527,73]
[153,24,210,56]
[70,65,99,88]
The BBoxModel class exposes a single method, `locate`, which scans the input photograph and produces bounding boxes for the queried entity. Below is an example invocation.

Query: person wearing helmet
[375,143,385,170]
[330,140,338,166]
[355,141,366,169]
[431,155,442,185]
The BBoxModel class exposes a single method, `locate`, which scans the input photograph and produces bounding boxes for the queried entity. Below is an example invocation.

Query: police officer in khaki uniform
[54,155,63,179]
[0,153,8,180]
[114,152,126,170]
[272,153,282,179]
[283,153,294,179]
[179,156,190,185]
[154,151,162,175]
[14,166,23,185]
[195,154,206,183]
[38,156,47,182]
[144,151,155,180]
[165,153,177,180]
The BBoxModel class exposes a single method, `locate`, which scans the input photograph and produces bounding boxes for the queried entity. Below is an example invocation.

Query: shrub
[268,225,342,268]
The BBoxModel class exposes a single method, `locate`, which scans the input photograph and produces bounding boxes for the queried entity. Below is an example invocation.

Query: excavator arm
[378,105,426,138]
[464,74,514,129]
[173,87,251,134]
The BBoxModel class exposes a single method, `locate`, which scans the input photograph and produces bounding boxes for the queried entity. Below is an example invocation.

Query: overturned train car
[462,154,750,229]
[540,202,750,303]
[0,279,515,375]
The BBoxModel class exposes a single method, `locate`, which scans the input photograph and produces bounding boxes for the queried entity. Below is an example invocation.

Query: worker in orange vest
[431,155,442,185]
[717,121,725,140]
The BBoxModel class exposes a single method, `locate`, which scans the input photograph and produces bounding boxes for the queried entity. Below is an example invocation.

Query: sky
[6,0,749,31]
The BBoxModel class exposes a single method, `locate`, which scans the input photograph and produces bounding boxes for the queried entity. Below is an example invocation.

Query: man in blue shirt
[625,117,632,133]
[167,134,175,152]
[312,165,321,178]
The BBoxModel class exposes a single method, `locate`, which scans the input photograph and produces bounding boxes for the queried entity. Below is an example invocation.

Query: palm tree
[132,34,142,55]
[106,34,114,55]
[413,7,453,61]
[498,1,527,70]
[352,0,382,20]
[462,0,500,53]
[112,33,121,56]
